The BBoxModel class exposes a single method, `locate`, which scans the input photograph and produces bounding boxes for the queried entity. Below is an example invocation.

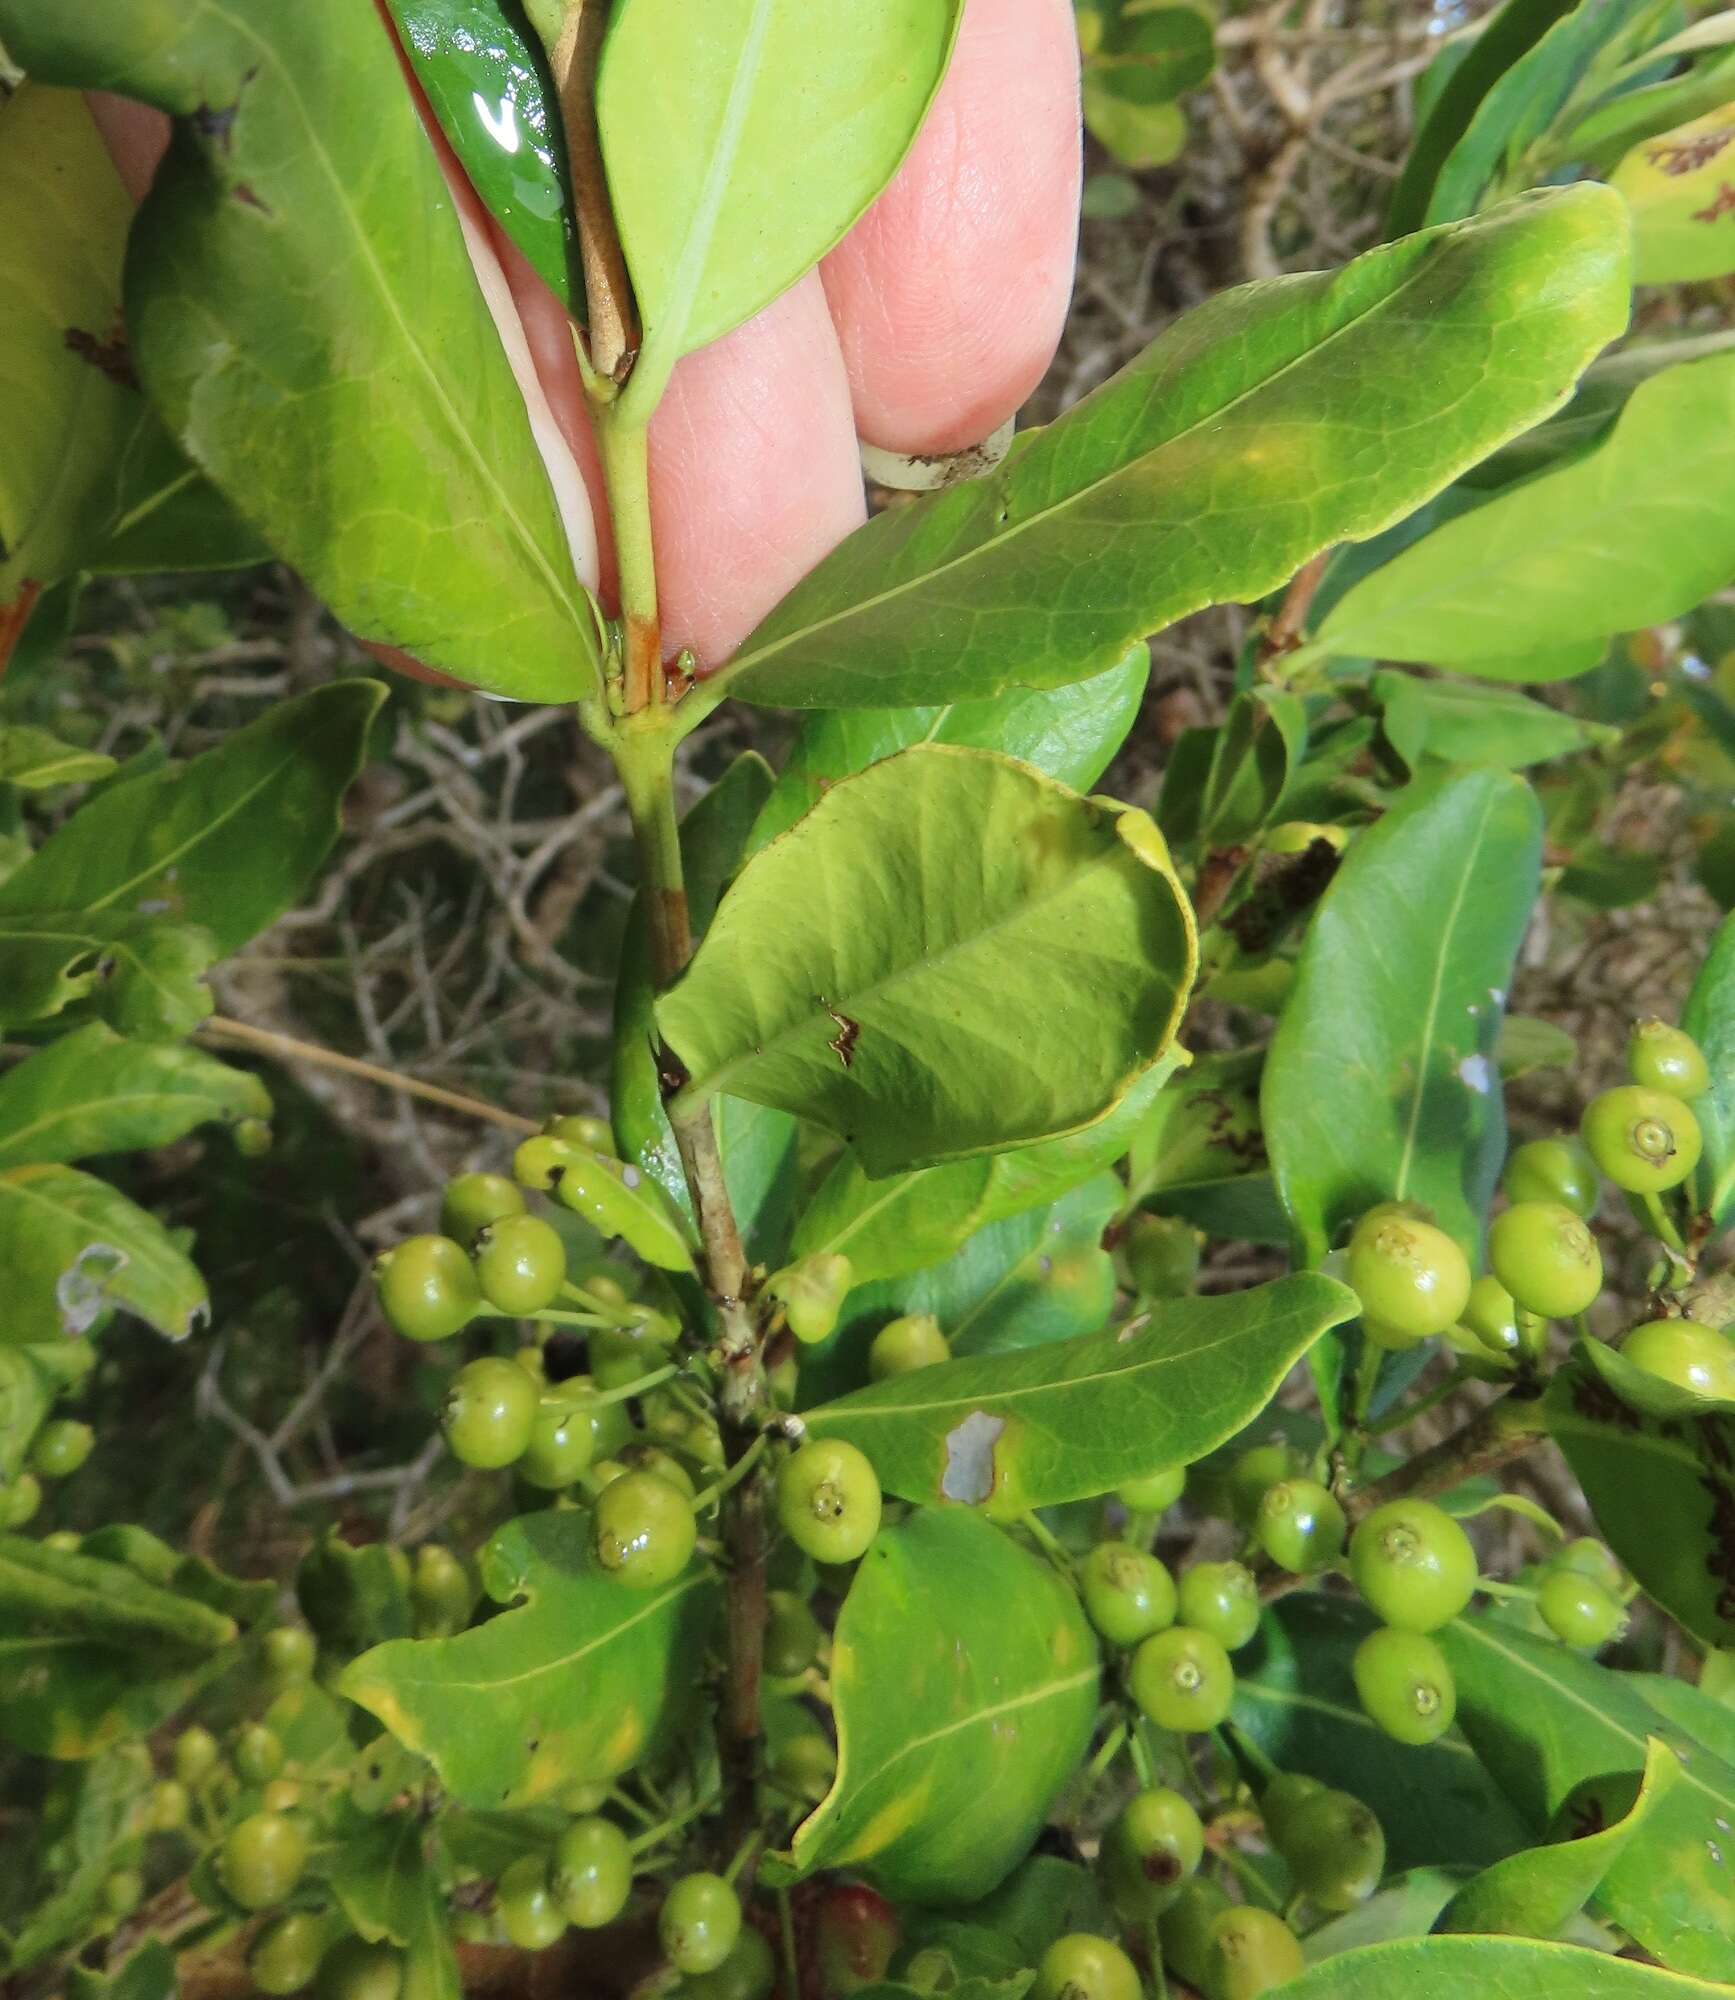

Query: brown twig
[1257,548,1331,671]
[1343,1389,1551,1523]
[546,1,639,381]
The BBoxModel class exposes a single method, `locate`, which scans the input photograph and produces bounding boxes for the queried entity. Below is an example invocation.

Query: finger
[644,270,866,670]
[83,91,169,203]
[819,0,1082,456]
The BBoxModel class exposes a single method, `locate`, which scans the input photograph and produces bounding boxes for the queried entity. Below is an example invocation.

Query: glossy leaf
[717,188,1628,709]
[748,645,1151,853]
[0,1024,269,1169]
[1371,672,1616,771]
[0,726,115,793]
[660,748,1196,1175]
[328,1819,463,2000]
[0,1535,235,1654]
[1303,1871,1469,1958]
[1263,767,1541,1262]
[599,0,961,421]
[340,1510,717,1808]
[1442,1614,1735,1978]
[802,1273,1356,1516]
[0,914,216,1040]
[1317,353,1735,670]
[384,0,579,307]
[0,682,383,955]
[1611,103,1735,283]
[0,0,600,700]
[1232,1594,1529,1871]
[771,1511,1098,1903]
[297,1532,416,1665]
[1555,48,1735,170]
[1682,910,1735,1227]
[791,1059,1174,1286]
[1546,1352,1735,1649]
[1281,1938,1727,1998]
[0,1164,207,1344]
[1435,1737,1681,1935]
[611,751,795,1260]
[904,1856,1114,1980]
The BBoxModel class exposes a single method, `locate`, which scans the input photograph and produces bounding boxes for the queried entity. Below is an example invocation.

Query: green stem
[594,409,662,713]
[778,1888,801,2000]
[629,1788,722,1856]
[1085,1720,1129,1785]
[1636,1189,1690,1261]
[1365,1366,1470,1437]
[1476,1576,1539,1602]
[1021,1510,1073,1574]
[590,1363,680,1407]
[1218,1844,1281,1912]
[691,1433,768,1515]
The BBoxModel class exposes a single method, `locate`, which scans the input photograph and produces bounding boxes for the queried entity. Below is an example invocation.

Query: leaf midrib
[0,1084,236,1167]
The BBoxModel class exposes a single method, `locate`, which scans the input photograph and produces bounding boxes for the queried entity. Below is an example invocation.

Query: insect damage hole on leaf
[941,1410,1006,1505]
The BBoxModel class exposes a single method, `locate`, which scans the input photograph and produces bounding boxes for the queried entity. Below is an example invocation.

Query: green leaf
[0,913,216,1040]
[1441,1614,1735,1978]
[1418,0,1651,228]
[0,1164,206,1343]
[1280,1938,1728,1998]
[770,1511,1098,1903]
[1,1753,153,1973]
[612,751,795,1262]
[1496,1014,1577,1079]
[1316,353,1735,670]
[791,1059,1175,1287]
[1682,910,1735,1227]
[0,726,115,792]
[66,1940,178,2000]
[1082,0,1215,102]
[340,1510,716,1809]
[748,645,1151,854]
[599,0,962,422]
[331,1822,463,2000]
[0,681,384,955]
[1263,768,1541,1262]
[0,1024,269,1168]
[296,1532,416,1665]
[1546,1351,1735,1648]
[1371,671,1617,771]
[1610,102,1735,283]
[1554,47,1735,170]
[659,748,1196,1175]
[0,1534,236,1653]
[905,1856,1114,1977]
[383,0,579,309]
[1435,1737,1681,1936]
[1303,1870,1471,1958]
[715,187,1628,710]
[1231,1594,1530,1872]
[0,0,600,701]
[1081,89,1186,169]
[802,1273,1356,1516]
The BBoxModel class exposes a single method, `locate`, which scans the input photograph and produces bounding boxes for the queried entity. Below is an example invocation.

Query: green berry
[1123,1213,1201,1298]
[234,1722,285,1784]
[264,1626,317,1681]
[220,1810,309,1911]
[1489,1199,1602,1320]
[764,1589,823,1677]
[1177,1561,1261,1652]
[1553,1538,1624,1594]
[553,1815,633,1928]
[4,1472,40,1526]
[30,1418,94,1480]
[149,1778,190,1832]
[103,1868,143,1917]
[1281,1788,1385,1911]
[1502,1137,1599,1218]
[1031,1934,1141,2000]
[412,1544,473,1634]
[1627,1019,1710,1100]
[43,1529,80,1553]
[173,1724,220,1786]
[1539,1568,1628,1649]
[263,1779,304,1814]
[474,1213,568,1317]
[593,1470,697,1589]
[767,1254,854,1346]
[519,1393,600,1490]
[1256,1477,1346,1575]
[1130,1625,1235,1733]
[1158,1878,1230,1991]
[1080,1541,1177,1648]
[1458,1275,1522,1364]
[1116,1464,1186,1513]
[440,1172,525,1246]
[545,1113,618,1155]
[1227,1442,1299,1527]
[1349,1499,1477,1633]
[1623,1318,1735,1400]
[375,1234,481,1343]
[776,1440,881,1564]
[318,1938,404,2000]
[1582,1085,1703,1193]
[683,1925,776,2000]
[497,1853,566,1951]
[1102,1787,1204,1919]
[613,1441,697,1498]
[1352,1626,1456,1745]
[1208,1905,1305,2000]
[234,1117,274,1158]
[868,1313,950,1380]
[250,1912,326,1996]
[770,1730,836,1804]
[1259,1771,1325,1848]
[1346,1212,1471,1345]
[441,1356,538,1469]
[660,1872,741,1976]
